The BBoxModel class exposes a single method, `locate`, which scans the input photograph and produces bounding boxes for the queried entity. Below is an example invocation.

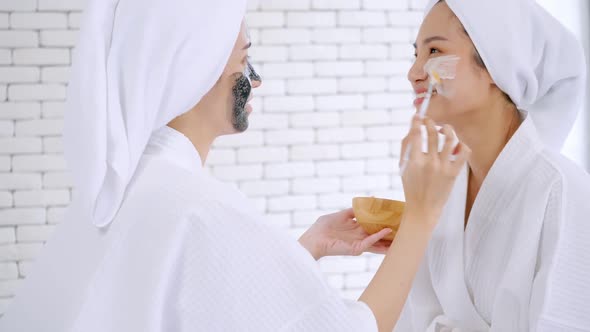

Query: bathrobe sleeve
[163,211,378,332]
[530,168,590,332]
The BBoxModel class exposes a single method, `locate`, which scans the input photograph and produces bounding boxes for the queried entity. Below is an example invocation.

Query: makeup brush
[417,70,441,118]
[400,70,442,174]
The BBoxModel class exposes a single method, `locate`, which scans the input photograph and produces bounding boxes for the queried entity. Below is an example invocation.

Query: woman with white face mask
[0,1,471,331]
[396,0,590,331]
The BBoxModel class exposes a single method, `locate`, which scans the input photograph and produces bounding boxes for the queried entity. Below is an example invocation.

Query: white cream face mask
[401,55,462,173]
[423,54,460,97]
[420,55,461,156]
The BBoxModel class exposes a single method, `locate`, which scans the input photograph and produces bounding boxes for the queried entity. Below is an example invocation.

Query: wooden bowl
[352,197,405,241]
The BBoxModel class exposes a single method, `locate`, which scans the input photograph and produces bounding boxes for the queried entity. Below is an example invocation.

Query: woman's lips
[245,95,254,113]
[413,90,437,107]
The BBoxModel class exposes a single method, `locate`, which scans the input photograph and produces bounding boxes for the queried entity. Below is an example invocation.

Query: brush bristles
[431,70,441,84]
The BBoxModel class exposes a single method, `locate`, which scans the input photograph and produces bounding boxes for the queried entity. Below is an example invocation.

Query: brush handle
[401,82,434,173]
[418,82,434,118]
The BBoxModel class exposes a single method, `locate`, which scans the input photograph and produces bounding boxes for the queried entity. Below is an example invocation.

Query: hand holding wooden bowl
[352,197,405,242]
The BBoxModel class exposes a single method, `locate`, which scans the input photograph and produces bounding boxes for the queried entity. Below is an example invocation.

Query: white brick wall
[0,0,424,313]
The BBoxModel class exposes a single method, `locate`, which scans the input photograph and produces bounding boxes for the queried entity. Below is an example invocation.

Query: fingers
[339,208,355,219]
[368,239,392,254]
[368,246,389,255]
[400,115,422,171]
[439,124,456,160]
[451,142,471,174]
[358,228,392,254]
[408,115,423,160]
[375,239,393,246]
[399,137,408,169]
[425,117,438,156]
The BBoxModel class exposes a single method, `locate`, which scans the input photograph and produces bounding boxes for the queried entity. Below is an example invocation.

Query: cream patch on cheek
[424,55,460,97]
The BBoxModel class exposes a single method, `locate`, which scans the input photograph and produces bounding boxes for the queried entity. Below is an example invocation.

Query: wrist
[400,207,440,232]
[298,232,323,260]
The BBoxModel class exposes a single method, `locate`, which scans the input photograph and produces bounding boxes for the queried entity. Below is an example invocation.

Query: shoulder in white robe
[0,127,378,332]
[395,113,590,332]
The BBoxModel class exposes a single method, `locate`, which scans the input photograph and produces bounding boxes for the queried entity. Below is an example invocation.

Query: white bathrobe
[395,114,590,332]
[0,127,378,332]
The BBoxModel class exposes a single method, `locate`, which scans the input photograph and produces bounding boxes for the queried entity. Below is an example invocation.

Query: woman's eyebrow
[413,36,449,48]
[242,41,252,50]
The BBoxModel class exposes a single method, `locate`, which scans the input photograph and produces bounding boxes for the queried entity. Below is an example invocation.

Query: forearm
[359,212,435,332]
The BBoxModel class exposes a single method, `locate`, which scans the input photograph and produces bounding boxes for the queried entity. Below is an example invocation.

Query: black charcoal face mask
[231,61,260,132]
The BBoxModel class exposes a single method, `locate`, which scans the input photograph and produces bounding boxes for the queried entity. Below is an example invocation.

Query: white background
[0,0,587,315]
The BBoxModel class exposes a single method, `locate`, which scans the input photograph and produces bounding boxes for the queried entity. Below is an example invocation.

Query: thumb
[359,228,393,252]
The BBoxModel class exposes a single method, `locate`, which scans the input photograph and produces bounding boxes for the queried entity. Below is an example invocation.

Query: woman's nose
[247,62,262,89]
[408,58,427,84]
[251,78,262,89]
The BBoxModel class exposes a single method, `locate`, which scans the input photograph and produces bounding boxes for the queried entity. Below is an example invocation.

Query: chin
[231,121,249,134]
[423,101,453,124]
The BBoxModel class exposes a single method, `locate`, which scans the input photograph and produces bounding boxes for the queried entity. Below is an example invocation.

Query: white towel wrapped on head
[426,0,587,151]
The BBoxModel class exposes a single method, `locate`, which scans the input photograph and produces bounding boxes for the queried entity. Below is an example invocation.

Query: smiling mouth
[415,90,438,99]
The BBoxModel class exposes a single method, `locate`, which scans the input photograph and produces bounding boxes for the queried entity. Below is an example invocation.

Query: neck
[167,112,218,166]
[453,98,521,226]
[454,100,522,187]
